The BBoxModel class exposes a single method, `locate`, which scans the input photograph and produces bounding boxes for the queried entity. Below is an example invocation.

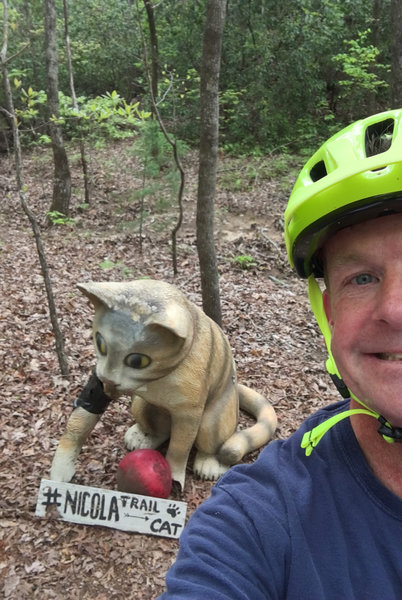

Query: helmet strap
[303,276,400,455]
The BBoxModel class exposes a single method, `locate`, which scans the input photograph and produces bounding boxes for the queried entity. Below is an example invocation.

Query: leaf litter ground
[0,141,338,599]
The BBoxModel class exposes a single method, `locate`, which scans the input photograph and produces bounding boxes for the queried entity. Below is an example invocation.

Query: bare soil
[0,141,337,599]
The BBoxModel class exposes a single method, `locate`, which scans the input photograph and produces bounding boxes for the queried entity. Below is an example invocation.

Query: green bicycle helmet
[284,109,402,455]
[285,109,402,278]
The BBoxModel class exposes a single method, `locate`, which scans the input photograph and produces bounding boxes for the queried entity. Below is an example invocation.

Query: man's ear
[322,289,333,327]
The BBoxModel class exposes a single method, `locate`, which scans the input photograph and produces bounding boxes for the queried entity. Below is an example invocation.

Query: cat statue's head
[78,280,194,394]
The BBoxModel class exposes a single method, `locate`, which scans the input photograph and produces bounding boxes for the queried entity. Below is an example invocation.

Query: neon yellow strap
[307,275,339,379]
[301,409,377,456]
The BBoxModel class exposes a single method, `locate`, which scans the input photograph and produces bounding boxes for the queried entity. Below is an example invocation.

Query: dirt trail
[0,142,337,599]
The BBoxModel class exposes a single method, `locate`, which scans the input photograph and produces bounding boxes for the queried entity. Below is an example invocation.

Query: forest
[0,0,398,154]
[1,0,399,157]
[1,1,401,598]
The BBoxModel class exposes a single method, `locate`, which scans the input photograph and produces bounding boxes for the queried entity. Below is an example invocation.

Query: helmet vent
[365,118,394,157]
[310,160,327,182]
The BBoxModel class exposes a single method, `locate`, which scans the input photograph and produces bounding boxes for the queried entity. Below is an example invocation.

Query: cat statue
[50,280,277,490]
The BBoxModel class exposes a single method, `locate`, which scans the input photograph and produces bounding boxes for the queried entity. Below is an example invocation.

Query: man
[157,109,402,599]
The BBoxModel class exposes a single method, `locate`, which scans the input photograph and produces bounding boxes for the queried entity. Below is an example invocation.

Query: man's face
[323,213,402,427]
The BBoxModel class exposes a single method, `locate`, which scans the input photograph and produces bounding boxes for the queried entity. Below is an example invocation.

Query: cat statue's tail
[218,384,277,465]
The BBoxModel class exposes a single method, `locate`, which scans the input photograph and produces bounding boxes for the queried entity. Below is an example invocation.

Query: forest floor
[1,140,338,599]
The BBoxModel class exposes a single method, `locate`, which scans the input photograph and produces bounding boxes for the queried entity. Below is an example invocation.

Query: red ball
[116,449,172,499]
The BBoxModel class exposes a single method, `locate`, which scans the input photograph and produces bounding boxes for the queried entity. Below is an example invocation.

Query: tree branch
[136,0,185,276]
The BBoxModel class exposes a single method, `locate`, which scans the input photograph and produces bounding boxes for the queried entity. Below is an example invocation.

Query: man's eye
[352,273,375,285]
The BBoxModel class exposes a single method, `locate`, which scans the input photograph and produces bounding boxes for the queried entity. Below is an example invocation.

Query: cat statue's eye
[124,353,151,369]
[96,332,107,356]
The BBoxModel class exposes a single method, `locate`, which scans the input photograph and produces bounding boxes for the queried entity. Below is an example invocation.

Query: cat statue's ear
[77,281,194,341]
[144,304,192,341]
[77,281,117,310]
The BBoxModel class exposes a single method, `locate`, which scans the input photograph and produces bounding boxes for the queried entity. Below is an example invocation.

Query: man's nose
[375,276,402,325]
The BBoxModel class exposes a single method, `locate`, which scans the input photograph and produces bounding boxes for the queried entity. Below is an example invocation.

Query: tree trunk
[368,0,381,114]
[390,0,402,108]
[196,0,226,326]
[63,0,77,107]
[23,0,39,85]
[63,0,90,204]
[144,0,158,103]
[44,0,71,216]
[143,0,160,158]
[1,0,69,376]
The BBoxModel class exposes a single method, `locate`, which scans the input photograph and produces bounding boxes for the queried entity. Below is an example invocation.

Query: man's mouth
[376,353,402,361]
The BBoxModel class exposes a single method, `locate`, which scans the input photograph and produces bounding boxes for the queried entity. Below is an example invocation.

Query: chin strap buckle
[377,416,402,443]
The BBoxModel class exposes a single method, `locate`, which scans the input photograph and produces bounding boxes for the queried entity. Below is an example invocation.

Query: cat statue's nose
[98,375,120,397]
[100,376,116,387]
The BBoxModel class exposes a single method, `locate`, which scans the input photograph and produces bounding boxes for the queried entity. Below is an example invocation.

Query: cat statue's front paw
[193,451,230,481]
[169,466,186,490]
[124,424,168,451]
[50,452,76,483]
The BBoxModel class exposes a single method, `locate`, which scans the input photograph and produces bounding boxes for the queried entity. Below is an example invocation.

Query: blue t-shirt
[158,400,402,599]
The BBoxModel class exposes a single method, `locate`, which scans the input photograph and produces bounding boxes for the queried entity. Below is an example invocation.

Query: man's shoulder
[216,399,350,499]
[262,398,350,465]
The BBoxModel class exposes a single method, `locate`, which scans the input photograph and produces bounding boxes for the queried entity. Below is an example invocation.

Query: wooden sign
[36,479,187,539]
